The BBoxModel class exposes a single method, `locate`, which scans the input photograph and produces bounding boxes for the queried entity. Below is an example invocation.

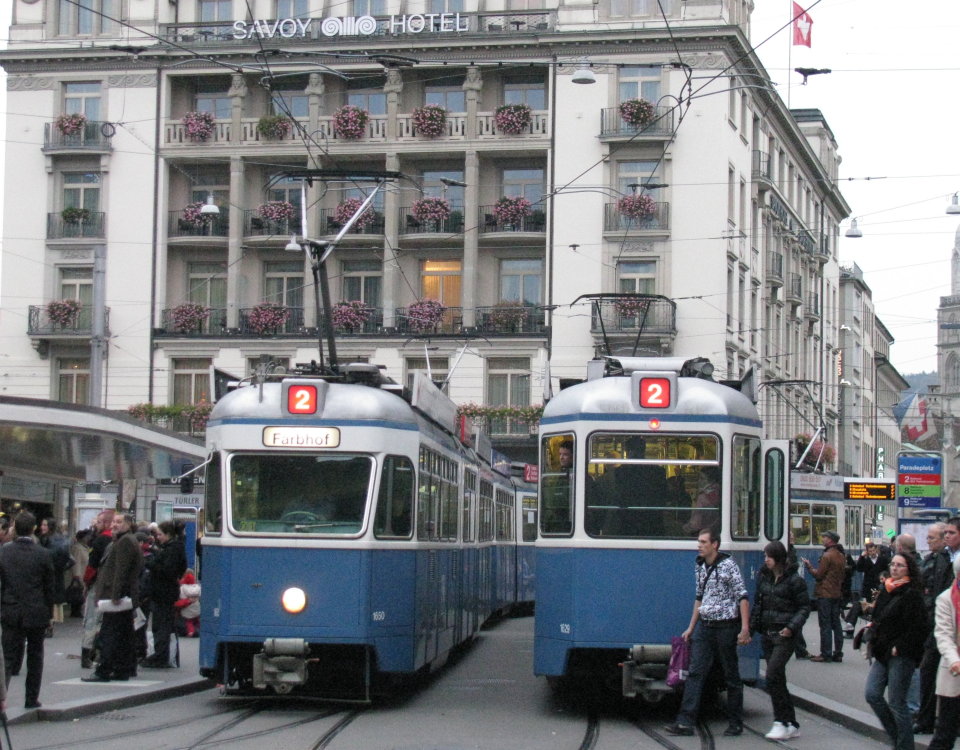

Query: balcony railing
[766,250,784,283]
[797,230,817,256]
[752,150,773,182]
[590,297,677,335]
[27,305,109,336]
[477,110,549,137]
[318,208,385,235]
[397,113,467,139]
[243,210,303,237]
[239,306,306,336]
[156,307,228,336]
[479,207,547,234]
[168,211,229,238]
[603,202,670,232]
[394,306,463,334]
[599,105,675,138]
[330,307,384,335]
[164,119,231,145]
[400,207,466,235]
[43,121,113,151]
[47,211,105,239]
[787,273,802,302]
[805,293,821,318]
[475,305,547,335]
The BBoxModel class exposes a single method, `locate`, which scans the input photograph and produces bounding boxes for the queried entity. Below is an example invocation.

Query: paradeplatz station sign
[231,13,470,39]
[897,452,942,508]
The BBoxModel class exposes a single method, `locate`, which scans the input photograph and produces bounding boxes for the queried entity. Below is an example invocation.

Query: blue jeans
[817,598,843,658]
[675,621,742,728]
[865,655,917,750]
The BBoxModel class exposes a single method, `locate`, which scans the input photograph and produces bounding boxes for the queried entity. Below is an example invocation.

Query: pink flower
[56,113,87,136]
[493,196,532,224]
[335,198,376,229]
[333,105,369,140]
[258,201,296,222]
[406,299,445,332]
[247,303,290,335]
[181,111,215,141]
[494,104,532,135]
[412,104,447,137]
[619,99,656,128]
[617,194,656,220]
[412,197,451,224]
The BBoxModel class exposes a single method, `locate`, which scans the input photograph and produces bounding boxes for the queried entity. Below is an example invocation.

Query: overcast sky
[750,0,960,377]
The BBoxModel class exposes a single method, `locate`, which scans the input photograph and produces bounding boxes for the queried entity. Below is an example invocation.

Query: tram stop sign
[897,452,942,508]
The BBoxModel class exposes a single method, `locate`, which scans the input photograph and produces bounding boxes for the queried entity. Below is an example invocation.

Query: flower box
[256,114,292,140]
[493,196,532,225]
[494,103,532,135]
[615,297,650,317]
[61,207,90,223]
[334,198,376,229]
[181,111,215,141]
[412,104,447,137]
[56,112,87,136]
[619,98,656,128]
[46,299,82,327]
[257,201,296,222]
[489,301,528,328]
[406,299,445,332]
[170,303,211,333]
[331,300,372,331]
[247,302,290,335]
[411,197,451,225]
[333,105,369,140]
[617,194,656,220]
[182,202,214,227]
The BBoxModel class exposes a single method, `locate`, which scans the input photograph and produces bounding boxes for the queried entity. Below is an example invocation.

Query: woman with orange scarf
[865,553,927,750]
[929,555,960,749]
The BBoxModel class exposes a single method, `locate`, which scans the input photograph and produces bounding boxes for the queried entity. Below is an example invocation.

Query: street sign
[897,451,943,508]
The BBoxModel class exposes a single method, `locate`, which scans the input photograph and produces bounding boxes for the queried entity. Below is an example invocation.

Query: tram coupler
[621,644,672,700]
[253,638,310,692]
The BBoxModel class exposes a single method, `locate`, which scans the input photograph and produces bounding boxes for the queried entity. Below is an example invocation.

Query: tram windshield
[585,433,720,539]
[228,453,372,534]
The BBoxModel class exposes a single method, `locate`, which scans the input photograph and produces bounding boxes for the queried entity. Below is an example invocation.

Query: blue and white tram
[533,357,790,700]
[198,367,522,700]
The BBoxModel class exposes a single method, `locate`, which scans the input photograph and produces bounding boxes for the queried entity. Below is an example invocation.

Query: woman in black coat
[751,540,810,741]
[865,553,927,750]
[141,521,186,668]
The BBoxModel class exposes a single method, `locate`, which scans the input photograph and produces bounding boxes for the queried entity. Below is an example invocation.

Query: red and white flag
[901,393,934,445]
[792,2,813,47]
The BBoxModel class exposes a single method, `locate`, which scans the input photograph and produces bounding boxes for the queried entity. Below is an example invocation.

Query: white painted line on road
[55,679,163,687]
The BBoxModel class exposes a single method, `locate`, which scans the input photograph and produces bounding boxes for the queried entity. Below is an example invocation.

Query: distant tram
[534,357,790,700]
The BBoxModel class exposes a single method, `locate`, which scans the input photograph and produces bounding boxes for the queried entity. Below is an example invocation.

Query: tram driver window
[203,452,222,534]
[585,433,719,539]
[374,455,414,539]
[540,434,574,535]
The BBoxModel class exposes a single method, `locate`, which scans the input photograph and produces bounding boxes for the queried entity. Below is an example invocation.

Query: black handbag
[64,577,84,607]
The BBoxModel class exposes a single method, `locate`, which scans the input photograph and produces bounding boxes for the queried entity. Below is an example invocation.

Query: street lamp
[845,218,863,238]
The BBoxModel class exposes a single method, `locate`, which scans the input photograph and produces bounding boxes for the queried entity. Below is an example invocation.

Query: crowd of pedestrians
[0,509,200,709]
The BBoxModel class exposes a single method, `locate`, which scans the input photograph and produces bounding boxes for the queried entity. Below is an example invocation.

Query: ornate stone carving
[305,73,325,96]
[7,76,54,91]
[619,241,657,254]
[60,248,93,259]
[463,66,482,91]
[106,74,157,88]
[383,68,403,94]
[228,73,248,98]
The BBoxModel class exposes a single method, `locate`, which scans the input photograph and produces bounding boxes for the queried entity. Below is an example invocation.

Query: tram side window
[790,501,838,546]
[495,487,514,541]
[540,433,574,535]
[731,436,761,540]
[439,456,458,541]
[417,447,438,541]
[763,447,786,541]
[373,455,414,539]
[479,479,493,542]
[463,469,476,542]
[521,493,537,542]
[584,432,720,539]
[203,452,222,534]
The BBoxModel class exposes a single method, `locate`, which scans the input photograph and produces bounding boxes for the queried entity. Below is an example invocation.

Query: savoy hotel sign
[232,13,470,39]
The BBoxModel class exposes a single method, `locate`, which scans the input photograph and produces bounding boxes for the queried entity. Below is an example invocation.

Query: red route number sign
[639,377,671,408]
[287,384,318,414]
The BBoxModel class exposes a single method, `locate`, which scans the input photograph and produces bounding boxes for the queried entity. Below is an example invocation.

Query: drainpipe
[148,63,161,403]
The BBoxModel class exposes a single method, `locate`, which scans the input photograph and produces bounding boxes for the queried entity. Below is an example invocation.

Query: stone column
[384,69,403,140]
[228,73,248,144]
[382,152,401,329]
[226,155,244,328]
[306,73,325,141]
[463,66,481,140]
[461,150,479,329]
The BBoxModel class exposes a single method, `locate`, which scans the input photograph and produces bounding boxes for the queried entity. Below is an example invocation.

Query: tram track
[306,708,365,750]
[634,719,716,750]
[577,712,600,750]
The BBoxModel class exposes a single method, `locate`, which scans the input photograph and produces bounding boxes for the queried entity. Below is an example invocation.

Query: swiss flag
[902,393,934,444]
[792,2,813,47]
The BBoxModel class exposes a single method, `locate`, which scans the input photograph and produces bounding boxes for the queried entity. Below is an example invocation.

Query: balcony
[47,211,105,240]
[814,234,830,261]
[590,297,676,336]
[239,307,306,336]
[766,250,784,286]
[168,211,229,238]
[752,150,773,185]
[164,119,231,146]
[479,207,546,234]
[155,307,228,336]
[397,113,467,140]
[599,105,675,139]
[399,207,465,236]
[787,273,802,304]
[805,293,821,320]
[603,202,670,232]
[394,306,463,335]
[797,229,817,256]
[27,304,109,338]
[318,208,385,236]
[243,210,303,238]
[474,305,547,336]
[43,121,113,153]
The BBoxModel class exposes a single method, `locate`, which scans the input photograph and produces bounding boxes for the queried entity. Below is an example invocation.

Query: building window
[267,176,303,212]
[425,77,466,112]
[276,0,308,16]
[272,90,309,118]
[429,0,463,11]
[353,0,385,14]
[406,357,449,390]
[59,266,94,328]
[500,259,543,305]
[503,75,546,110]
[58,0,116,35]
[610,0,671,16]
[421,260,462,309]
[342,260,382,307]
[617,161,663,201]
[346,86,386,115]
[63,172,100,213]
[618,66,661,104]
[187,262,227,309]
[487,357,530,435]
[617,260,656,295]
[422,170,465,208]
[57,358,90,405]
[199,0,232,22]
[194,79,232,119]
[172,357,212,405]
[263,261,304,309]
[63,82,101,121]
[502,168,544,204]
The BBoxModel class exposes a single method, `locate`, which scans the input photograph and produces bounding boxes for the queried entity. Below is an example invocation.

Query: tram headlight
[281,587,307,614]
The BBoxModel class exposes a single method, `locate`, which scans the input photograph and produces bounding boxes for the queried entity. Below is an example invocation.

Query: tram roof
[542,374,760,426]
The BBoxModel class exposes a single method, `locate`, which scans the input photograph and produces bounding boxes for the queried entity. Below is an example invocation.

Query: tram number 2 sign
[639,377,671,408]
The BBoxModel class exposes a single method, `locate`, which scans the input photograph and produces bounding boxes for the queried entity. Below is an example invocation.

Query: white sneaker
[765,722,789,740]
[782,724,800,740]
